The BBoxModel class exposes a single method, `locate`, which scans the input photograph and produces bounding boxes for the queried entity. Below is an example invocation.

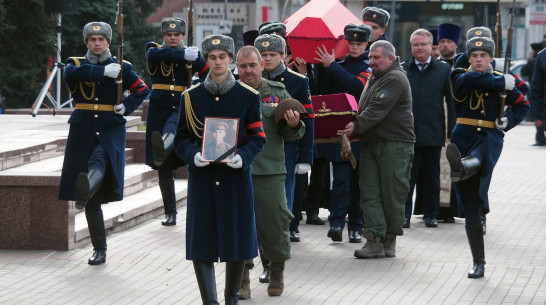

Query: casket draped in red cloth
[312,93,358,140]
[284,0,362,64]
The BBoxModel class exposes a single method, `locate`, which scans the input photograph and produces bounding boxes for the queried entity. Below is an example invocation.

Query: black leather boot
[159,179,177,226]
[465,223,485,278]
[152,131,174,167]
[86,209,107,265]
[76,169,104,210]
[193,261,219,305]
[446,143,482,182]
[258,247,270,283]
[224,261,245,305]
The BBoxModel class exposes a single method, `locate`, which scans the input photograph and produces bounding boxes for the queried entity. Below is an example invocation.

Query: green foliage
[0,0,162,109]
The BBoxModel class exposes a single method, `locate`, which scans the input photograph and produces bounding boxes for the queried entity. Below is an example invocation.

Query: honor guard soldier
[258,21,287,38]
[254,34,315,242]
[437,23,463,68]
[236,45,306,299]
[361,7,390,50]
[145,17,208,226]
[313,24,373,243]
[447,36,529,278]
[174,35,265,304]
[58,22,149,265]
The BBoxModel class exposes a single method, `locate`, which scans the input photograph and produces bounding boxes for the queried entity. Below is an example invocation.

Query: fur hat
[466,27,492,40]
[202,35,234,58]
[438,23,462,45]
[361,7,390,28]
[259,22,287,37]
[254,34,286,55]
[83,22,112,43]
[344,24,372,42]
[243,30,259,46]
[161,17,186,35]
[429,29,439,46]
[466,36,495,57]
[275,98,308,125]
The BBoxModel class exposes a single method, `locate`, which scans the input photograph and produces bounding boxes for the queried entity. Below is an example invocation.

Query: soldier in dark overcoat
[255,34,314,243]
[145,17,209,226]
[447,36,529,278]
[174,35,265,304]
[58,22,149,265]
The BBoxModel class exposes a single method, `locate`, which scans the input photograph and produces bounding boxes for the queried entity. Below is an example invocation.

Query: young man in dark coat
[58,21,149,265]
[145,17,208,226]
[174,35,265,304]
[447,36,529,278]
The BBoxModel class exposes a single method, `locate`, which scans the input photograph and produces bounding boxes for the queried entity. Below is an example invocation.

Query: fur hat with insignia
[466,36,495,57]
[83,22,112,43]
[161,17,186,35]
[254,34,286,55]
[344,24,372,42]
[275,98,308,125]
[202,34,234,58]
[438,23,462,45]
[361,7,390,28]
[466,27,492,40]
[258,21,287,38]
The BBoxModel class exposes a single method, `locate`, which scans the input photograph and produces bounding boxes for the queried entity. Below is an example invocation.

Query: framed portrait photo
[202,117,239,163]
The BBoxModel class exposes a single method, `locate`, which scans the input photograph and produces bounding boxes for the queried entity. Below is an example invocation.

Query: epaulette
[287,69,306,79]
[112,57,132,66]
[146,42,162,51]
[493,71,503,76]
[455,67,469,72]
[240,82,260,95]
[67,57,85,67]
[265,79,286,89]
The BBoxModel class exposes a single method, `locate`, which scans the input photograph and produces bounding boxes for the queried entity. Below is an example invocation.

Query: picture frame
[202,117,239,163]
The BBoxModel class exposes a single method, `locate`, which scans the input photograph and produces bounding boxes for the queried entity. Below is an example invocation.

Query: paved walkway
[1,122,545,304]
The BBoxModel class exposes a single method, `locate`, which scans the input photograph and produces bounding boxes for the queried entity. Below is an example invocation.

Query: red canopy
[285,0,362,63]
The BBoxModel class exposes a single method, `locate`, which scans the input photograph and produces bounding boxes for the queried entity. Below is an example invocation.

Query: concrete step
[74,178,188,247]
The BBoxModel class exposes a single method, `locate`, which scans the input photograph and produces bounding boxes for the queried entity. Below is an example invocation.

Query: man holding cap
[58,21,149,265]
[448,36,528,278]
[174,34,265,304]
[361,7,390,50]
[145,17,209,227]
[236,45,305,299]
[254,34,315,243]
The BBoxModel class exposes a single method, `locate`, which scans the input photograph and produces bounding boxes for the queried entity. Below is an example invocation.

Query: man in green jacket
[236,45,306,298]
[338,40,415,259]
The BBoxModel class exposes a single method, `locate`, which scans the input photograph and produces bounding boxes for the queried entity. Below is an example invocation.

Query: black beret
[344,24,372,42]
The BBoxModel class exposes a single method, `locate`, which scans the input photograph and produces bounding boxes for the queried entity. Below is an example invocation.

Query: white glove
[114,103,126,115]
[295,163,311,174]
[503,74,515,90]
[194,152,210,167]
[496,117,508,129]
[494,58,505,72]
[104,63,121,78]
[184,46,199,61]
[226,154,243,169]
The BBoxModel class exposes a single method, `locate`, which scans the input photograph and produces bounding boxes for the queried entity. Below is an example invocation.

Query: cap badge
[169,23,176,29]
[476,41,483,47]
[353,33,357,38]
[93,25,100,31]
[476,30,482,35]
[212,39,221,45]
[262,41,270,47]
[373,14,377,18]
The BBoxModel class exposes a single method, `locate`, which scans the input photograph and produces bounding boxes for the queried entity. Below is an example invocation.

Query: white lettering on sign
[441,3,464,11]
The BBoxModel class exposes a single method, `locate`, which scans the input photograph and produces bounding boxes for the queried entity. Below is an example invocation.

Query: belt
[152,84,186,92]
[75,104,114,111]
[456,118,495,128]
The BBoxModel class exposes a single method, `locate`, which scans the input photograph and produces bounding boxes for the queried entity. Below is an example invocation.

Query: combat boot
[383,232,396,258]
[354,232,385,259]
[152,131,174,167]
[267,262,285,296]
[466,223,486,278]
[159,179,177,226]
[239,264,251,300]
[258,247,270,283]
[76,169,104,210]
[446,143,482,182]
